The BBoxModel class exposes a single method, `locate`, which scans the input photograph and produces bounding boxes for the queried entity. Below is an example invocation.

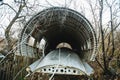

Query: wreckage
[17,7,97,78]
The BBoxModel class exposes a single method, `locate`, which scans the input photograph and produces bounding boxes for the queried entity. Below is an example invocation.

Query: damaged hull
[18,7,97,79]
[27,48,93,76]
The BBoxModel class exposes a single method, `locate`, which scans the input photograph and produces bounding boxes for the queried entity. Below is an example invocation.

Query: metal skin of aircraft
[18,7,97,79]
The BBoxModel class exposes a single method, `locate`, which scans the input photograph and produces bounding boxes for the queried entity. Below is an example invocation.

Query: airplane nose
[27,48,94,76]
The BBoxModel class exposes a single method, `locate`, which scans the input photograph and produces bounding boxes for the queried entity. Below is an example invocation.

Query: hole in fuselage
[68,70,71,72]
[61,69,64,72]
[73,70,76,73]
[49,69,51,71]
[44,69,46,71]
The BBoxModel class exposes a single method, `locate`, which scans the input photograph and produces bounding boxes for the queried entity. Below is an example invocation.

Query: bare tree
[98,0,109,74]
[4,3,26,51]
[87,0,120,79]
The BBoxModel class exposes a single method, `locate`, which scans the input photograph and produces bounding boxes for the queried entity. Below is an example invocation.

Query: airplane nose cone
[28,48,94,75]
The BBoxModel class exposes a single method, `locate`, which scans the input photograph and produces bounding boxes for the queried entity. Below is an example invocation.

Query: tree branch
[0,3,17,13]
[45,0,54,6]
[95,58,104,70]
[113,22,120,31]
[5,4,25,51]
[99,0,108,72]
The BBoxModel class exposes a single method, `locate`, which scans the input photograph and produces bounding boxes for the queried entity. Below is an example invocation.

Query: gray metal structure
[17,7,97,76]
[28,48,93,76]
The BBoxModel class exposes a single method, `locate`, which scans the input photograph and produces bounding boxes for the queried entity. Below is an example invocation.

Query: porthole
[73,70,76,73]
[44,69,46,71]
[48,68,51,71]
[61,69,64,72]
